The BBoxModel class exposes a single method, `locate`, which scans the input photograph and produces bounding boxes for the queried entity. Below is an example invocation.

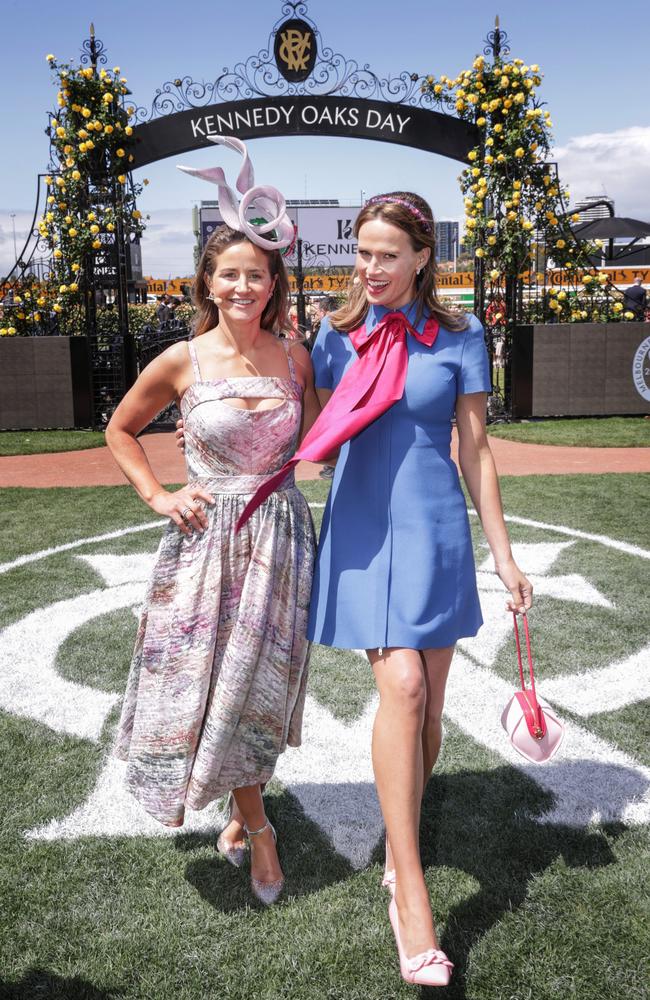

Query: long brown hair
[330,191,468,333]
[192,225,291,337]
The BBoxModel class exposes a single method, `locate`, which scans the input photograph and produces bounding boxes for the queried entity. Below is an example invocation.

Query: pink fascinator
[177,135,295,250]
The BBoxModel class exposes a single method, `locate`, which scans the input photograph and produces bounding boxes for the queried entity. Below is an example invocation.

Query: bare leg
[219,780,269,856]
[368,647,437,957]
[384,645,455,877]
[420,645,455,792]
[232,784,283,886]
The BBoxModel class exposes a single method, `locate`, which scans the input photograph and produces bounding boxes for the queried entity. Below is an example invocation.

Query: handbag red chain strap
[512,612,547,741]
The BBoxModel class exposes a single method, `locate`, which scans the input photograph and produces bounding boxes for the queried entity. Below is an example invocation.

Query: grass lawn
[487,416,650,448]
[0,429,106,456]
[0,475,648,999]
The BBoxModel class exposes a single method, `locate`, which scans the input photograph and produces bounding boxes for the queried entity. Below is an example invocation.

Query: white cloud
[553,126,650,220]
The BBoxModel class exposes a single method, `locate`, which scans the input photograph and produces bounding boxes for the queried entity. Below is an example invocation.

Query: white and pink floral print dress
[115,339,315,827]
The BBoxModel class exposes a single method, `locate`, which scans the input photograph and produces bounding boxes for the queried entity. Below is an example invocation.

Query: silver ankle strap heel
[245,819,284,906]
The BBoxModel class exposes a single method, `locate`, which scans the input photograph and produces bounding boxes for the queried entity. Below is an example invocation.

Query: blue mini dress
[307,302,491,651]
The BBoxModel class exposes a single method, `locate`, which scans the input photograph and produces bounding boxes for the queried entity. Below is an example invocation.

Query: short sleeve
[310,317,335,390]
[457,315,491,394]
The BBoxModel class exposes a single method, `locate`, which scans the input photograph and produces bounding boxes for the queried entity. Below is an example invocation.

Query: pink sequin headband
[178,135,295,250]
[364,195,433,234]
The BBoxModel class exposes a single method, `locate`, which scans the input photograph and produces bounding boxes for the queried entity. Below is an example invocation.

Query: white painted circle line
[0,502,647,577]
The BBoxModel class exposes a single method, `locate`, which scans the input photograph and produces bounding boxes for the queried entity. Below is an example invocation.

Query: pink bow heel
[388,897,453,987]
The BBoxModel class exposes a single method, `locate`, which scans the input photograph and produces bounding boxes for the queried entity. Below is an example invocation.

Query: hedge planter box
[0,336,91,430]
[511,323,650,418]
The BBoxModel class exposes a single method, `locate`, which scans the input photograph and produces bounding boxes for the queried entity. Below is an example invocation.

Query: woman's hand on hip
[496,558,533,614]
[149,485,215,535]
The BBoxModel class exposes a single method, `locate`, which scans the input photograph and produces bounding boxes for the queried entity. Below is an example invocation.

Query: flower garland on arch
[1,54,147,337]
[419,54,628,323]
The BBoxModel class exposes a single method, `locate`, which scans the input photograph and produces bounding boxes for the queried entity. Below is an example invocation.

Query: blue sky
[1,0,648,277]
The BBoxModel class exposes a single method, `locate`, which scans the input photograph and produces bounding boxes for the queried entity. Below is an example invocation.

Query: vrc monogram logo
[274,18,317,83]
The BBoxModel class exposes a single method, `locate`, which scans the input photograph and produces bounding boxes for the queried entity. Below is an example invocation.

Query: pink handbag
[501,612,565,764]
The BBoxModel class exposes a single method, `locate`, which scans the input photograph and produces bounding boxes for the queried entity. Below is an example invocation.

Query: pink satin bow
[235,309,440,532]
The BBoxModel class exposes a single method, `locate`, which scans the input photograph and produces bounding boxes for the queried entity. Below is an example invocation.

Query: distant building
[435,221,459,264]
[573,196,615,223]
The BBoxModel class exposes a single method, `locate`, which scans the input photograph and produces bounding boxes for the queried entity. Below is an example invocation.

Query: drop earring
[207,292,222,305]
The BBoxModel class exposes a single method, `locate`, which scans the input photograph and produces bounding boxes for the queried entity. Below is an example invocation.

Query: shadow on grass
[0,968,121,999]
[416,761,639,999]
[174,790,354,913]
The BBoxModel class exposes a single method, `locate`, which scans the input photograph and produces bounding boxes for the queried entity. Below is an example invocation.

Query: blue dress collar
[366,300,428,335]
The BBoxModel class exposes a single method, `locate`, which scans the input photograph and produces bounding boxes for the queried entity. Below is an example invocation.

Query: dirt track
[0,430,648,488]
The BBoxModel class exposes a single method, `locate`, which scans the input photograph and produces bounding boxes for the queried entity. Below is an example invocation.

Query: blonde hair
[192,225,291,337]
[330,191,468,333]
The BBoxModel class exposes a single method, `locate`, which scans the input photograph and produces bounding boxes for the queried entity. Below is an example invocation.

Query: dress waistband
[191,471,296,495]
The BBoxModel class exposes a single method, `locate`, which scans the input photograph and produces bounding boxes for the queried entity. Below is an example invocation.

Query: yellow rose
[8,326,17,334]
[571,213,580,223]
[68,228,78,237]
[55,126,66,138]
[487,235,497,245]
[71,170,81,180]
[46,54,55,61]
[125,125,133,136]
[558,291,567,300]
[53,249,63,258]
[104,124,114,134]
[476,116,486,126]
[475,248,485,258]
[52,304,62,313]
[522,220,533,230]
[624,311,635,320]
[116,148,126,157]
[496,153,506,163]
[85,140,95,150]
[37,296,46,306]
[69,282,78,292]
[490,269,500,280]
[612,302,623,313]
[34,312,41,322]
[90,224,100,234]
[71,263,80,272]
[468,151,478,161]
[118,174,126,184]
[64,215,72,224]
[143,178,149,186]
[555,239,566,249]
[79,143,87,153]
[103,93,114,103]
[434,84,442,94]
[55,177,65,187]
[59,284,68,294]
[493,123,503,133]
[485,154,494,164]
[485,137,494,147]
[132,210,142,220]
[81,107,91,118]
[106,222,115,232]
[514,148,525,158]
[92,239,102,249]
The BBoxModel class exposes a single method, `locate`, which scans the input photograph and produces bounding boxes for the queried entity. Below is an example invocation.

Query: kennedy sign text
[132,96,478,168]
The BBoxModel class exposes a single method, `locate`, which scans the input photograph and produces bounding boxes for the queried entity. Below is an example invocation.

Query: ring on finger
[181,506,194,521]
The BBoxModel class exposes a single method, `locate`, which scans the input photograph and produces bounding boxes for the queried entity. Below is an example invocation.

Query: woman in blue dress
[308,192,532,987]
